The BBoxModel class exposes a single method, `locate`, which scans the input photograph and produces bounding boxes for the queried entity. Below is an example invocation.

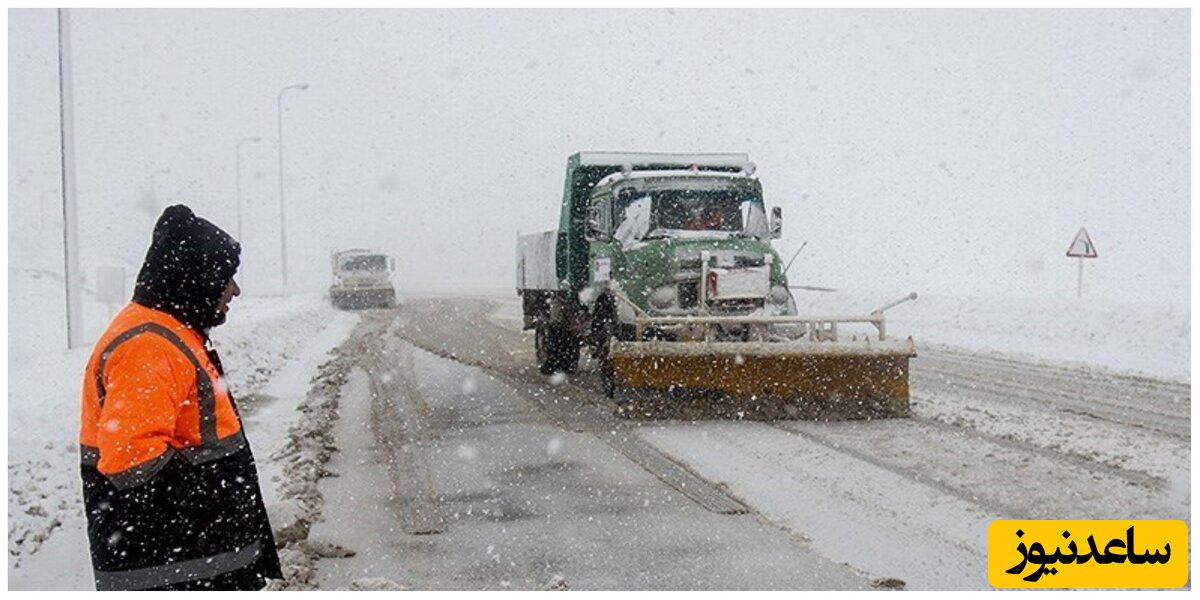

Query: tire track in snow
[381,296,1191,588]
[766,415,1172,521]
[385,302,750,515]
[364,317,445,535]
[314,306,872,590]
[913,360,1189,440]
[639,421,991,589]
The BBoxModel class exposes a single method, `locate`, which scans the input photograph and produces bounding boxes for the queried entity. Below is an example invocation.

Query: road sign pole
[1067,226,1097,299]
[1077,256,1083,298]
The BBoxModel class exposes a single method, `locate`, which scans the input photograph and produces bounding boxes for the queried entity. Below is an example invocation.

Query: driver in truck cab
[679,202,736,231]
[682,205,727,231]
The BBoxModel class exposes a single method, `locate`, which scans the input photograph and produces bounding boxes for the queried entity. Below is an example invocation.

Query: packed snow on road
[9,283,1189,590]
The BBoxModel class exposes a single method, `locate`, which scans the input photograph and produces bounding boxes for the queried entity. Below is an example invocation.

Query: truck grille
[676,280,764,312]
[678,280,699,308]
[709,298,764,314]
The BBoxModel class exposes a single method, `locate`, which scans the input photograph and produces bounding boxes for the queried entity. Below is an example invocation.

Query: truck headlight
[768,285,790,305]
[649,285,677,309]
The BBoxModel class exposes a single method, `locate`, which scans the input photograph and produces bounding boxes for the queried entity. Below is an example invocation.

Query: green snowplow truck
[516,151,916,419]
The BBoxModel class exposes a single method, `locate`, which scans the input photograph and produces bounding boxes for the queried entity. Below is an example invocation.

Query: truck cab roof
[574,151,750,169]
[594,169,758,190]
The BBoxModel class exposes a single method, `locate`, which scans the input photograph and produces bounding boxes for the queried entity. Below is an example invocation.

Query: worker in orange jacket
[79,205,281,590]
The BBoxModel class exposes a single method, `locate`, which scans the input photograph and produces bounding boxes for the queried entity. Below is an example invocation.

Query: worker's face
[216,278,240,325]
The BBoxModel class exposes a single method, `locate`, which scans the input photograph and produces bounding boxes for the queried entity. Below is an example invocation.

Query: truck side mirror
[770,206,783,239]
[585,206,609,242]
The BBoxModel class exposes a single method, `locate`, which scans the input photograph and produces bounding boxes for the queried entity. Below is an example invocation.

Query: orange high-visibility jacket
[79,302,246,489]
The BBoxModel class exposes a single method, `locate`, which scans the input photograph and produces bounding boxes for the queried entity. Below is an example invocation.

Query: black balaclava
[132,205,241,333]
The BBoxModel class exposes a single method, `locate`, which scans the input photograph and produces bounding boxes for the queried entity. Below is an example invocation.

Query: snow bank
[7,291,353,590]
[794,288,1189,381]
[263,339,357,590]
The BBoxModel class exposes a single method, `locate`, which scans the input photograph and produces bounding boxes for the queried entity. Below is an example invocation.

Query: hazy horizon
[10,9,1189,314]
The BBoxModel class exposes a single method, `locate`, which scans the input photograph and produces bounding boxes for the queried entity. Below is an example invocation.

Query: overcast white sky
[9,8,1190,307]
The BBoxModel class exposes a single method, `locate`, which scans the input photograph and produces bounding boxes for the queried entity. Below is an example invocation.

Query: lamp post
[58,7,83,348]
[277,82,309,296]
[235,137,260,241]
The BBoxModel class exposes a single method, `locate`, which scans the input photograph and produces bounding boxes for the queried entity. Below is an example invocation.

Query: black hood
[133,205,240,332]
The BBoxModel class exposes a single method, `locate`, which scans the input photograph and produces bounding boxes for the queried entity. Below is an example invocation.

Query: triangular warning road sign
[1066,227,1098,258]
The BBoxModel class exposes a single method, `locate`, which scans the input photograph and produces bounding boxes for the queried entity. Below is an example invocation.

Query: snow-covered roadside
[298,367,411,591]
[7,292,357,590]
[794,289,1189,381]
[260,325,363,590]
[220,298,360,510]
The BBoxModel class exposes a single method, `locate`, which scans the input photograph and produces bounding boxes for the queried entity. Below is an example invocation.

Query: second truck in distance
[329,248,397,309]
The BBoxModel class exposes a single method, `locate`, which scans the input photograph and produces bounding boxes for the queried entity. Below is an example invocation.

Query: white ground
[795,288,1189,382]
[7,283,1191,590]
[8,290,357,590]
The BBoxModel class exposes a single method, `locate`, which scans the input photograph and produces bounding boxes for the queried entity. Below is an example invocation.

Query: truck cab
[329,249,397,309]
[517,152,796,374]
[583,169,797,336]
[517,152,916,415]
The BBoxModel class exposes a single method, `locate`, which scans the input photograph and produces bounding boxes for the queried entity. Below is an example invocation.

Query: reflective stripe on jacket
[79,303,245,489]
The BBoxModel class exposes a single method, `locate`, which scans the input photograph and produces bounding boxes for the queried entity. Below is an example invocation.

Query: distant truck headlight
[768,285,791,305]
[649,285,678,309]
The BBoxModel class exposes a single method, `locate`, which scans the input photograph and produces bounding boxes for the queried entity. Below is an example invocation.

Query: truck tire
[600,347,616,398]
[536,323,579,375]
[558,329,580,375]
[535,323,558,375]
[590,296,622,399]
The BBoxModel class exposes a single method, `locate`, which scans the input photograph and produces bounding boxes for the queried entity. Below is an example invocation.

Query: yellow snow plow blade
[604,294,919,420]
[610,339,915,420]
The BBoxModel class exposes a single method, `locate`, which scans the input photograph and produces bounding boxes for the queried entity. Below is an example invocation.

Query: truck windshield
[340,255,388,271]
[614,181,768,244]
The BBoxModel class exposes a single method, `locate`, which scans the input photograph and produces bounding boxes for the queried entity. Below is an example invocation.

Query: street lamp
[277,82,309,296]
[235,137,261,241]
[58,7,83,348]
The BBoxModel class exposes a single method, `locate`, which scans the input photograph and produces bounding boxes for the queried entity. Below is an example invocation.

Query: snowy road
[9,293,1188,590]
[300,308,869,590]
[295,294,1187,590]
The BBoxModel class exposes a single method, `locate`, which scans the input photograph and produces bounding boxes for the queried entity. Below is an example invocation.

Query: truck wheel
[536,324,560,375]
[536,323,579,375]
[558,331,580,375]
[592,316,620,399]
[600,351,616,398]
[588,297,619,399]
